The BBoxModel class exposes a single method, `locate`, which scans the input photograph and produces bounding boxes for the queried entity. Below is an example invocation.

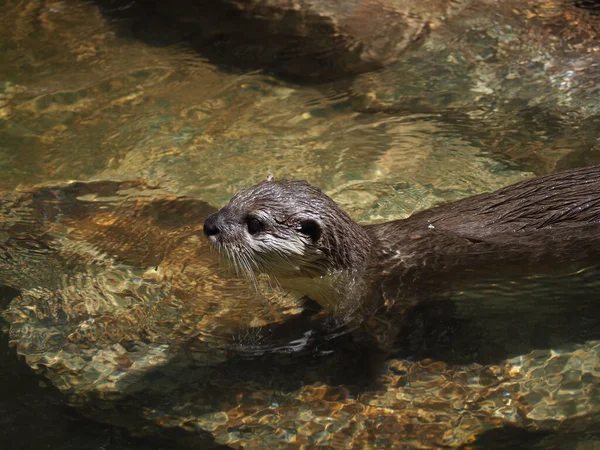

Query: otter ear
[298,218,322,242]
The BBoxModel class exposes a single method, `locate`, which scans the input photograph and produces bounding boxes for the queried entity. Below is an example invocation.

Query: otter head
[203,179,371,287]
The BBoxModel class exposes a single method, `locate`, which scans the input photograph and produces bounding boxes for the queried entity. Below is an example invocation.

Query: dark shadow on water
[465,415,600,449]
[575,0,600,13]
[461,425,600,450]
[394,289,600,365]
[91,0,367,82]
[462,426,552,450]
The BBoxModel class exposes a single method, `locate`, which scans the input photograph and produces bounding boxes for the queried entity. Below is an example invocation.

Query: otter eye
[246,216,263,235]
[298,219,321,242]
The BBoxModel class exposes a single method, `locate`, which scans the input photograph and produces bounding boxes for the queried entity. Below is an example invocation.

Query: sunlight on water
[0,0,599,448]
[0,0,538,204]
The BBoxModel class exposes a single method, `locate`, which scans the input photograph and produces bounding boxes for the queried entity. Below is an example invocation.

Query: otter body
[204,165,600,343]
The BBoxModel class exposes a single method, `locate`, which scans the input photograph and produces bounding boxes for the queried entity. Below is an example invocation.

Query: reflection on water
[0,0,599,448]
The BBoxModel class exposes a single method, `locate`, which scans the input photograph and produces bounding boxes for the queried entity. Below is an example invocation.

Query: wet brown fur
[205,165,600,344]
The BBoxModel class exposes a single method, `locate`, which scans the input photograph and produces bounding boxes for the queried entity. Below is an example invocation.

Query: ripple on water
[1,0,600,448]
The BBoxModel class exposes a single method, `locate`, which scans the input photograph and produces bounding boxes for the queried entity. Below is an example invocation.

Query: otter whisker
[230,246,261,292]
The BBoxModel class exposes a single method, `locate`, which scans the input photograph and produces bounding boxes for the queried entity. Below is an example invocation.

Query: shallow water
[0,0,599,449]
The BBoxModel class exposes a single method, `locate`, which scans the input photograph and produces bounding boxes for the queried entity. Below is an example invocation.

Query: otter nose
[203,213,221,237]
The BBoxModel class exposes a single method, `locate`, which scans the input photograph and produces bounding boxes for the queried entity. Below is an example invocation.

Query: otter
[204,165,600,348]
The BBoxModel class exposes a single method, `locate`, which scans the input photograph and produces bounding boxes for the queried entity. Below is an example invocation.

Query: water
[0,0,599,448]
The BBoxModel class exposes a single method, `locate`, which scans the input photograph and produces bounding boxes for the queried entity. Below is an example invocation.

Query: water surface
[1,1,599,449]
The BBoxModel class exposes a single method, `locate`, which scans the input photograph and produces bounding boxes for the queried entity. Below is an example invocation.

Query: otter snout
[203,213,222,237]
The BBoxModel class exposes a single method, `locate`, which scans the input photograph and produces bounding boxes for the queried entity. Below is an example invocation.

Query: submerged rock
[349,0,600,172]
[97,0,453,79]
[94,0,600,173]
